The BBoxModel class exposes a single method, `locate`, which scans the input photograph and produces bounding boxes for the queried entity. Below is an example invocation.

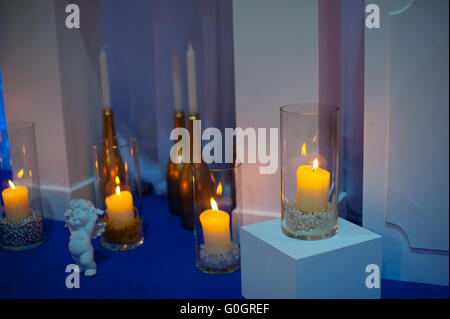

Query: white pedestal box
[240,218,382,299]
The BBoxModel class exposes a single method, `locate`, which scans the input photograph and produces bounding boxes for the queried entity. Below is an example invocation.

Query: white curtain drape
[101,0,236,194]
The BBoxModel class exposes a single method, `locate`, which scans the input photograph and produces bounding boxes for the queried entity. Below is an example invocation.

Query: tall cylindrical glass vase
[280,103,339,240]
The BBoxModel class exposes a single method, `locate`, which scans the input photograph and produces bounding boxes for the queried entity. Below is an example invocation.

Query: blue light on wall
[0,67,12,182]
[0,68,6,126]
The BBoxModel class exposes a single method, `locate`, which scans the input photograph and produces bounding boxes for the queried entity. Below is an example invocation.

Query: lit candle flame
[116,185,121,195]
[301,143,307,156]
[17,169,24,178]
[115,176,120,185]
[216,182,223,195]
[210,197,218,211]
[312,159,319,172]
[8,180,16,190]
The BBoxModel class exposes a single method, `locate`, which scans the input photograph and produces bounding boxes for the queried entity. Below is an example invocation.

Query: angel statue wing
[91,222,106,239]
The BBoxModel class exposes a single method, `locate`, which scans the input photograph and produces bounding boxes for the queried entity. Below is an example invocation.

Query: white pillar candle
[172,50,183,112]
[2,180,31,222]
[186,43,198,114]
[199,198,231,255]
[105,185,135,224]
[99,46,111,108]
[296,159,330,213]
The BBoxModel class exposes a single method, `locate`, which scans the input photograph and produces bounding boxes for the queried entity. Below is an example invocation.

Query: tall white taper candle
[172,50,183,112]
[99,47,111,108]
[186,43,198,114]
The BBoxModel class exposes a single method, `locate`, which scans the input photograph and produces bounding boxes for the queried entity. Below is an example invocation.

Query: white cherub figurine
[64,199,105,277]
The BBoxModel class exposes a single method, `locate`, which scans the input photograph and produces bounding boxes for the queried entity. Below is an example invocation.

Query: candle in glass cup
[2,180,31,222]
[105,185,135,224]
[296,159,330,213]
[200,197,231,255]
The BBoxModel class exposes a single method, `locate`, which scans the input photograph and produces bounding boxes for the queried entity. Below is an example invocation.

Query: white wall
[364,0,449,285]
[233,0,319,222]
[0,0,103,219]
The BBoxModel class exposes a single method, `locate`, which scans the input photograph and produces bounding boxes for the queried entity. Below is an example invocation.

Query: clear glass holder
[280,103,339,240]
[193,163,242,274]
[92,137,144,251]
[0,122,45,250]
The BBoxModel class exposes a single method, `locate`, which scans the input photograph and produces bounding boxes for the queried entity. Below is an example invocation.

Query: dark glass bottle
[179,113,214,230]
[99,107,126,198]
[166,111,185,215]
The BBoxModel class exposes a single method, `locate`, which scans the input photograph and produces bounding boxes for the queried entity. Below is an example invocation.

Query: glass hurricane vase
[280,103,339,240]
